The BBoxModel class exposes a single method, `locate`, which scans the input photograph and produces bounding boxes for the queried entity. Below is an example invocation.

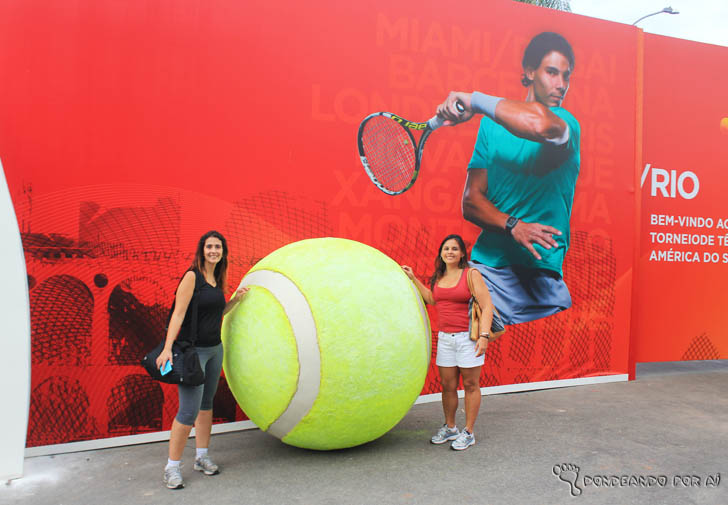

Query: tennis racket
[357,104,463,195]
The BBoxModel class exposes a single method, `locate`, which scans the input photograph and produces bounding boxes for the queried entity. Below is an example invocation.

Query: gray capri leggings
[176,343,223,426]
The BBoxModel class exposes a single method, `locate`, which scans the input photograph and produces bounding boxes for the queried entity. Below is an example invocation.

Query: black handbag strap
[166,269,205,346]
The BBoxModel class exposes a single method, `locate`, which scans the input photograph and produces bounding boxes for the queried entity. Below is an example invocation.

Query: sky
[570,0,728,47]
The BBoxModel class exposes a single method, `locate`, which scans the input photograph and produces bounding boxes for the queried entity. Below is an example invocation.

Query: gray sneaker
[163,465,184,489]
[194,454,220,475]
[431,424,460,444]
[450,429,475,451]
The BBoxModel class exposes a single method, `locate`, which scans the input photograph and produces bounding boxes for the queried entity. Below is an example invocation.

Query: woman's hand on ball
[401,265,415,280]
[224,286,250,315]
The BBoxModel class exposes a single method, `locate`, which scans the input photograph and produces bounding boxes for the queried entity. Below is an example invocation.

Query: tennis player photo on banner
[359,32,580,327]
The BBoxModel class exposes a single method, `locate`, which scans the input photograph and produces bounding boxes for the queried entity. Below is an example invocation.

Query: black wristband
[505,216,519,235]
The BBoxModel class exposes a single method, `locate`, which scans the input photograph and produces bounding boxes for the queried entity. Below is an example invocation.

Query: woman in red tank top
[402,234,498,451]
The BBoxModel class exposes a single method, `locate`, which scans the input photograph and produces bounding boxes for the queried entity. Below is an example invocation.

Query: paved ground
[3,361,727,505]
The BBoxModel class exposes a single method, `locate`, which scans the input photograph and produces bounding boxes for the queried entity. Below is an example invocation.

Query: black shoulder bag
[141,270,206,386]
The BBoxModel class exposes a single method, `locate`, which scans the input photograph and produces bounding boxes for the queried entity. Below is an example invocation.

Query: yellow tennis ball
[720,117,728,135]
[222,238,431,450]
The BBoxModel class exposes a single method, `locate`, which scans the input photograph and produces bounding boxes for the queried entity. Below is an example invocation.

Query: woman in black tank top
[155,231,249,489]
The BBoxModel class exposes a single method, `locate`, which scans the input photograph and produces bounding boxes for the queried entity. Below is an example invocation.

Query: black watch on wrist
[505,216,519,235]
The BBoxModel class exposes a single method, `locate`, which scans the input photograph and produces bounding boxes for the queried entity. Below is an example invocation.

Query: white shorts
[435,331,485,368]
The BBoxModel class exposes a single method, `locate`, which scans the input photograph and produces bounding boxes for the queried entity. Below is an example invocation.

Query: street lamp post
[632,6,680,26]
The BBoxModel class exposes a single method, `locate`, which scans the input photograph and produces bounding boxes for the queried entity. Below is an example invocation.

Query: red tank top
[432,268,471,332]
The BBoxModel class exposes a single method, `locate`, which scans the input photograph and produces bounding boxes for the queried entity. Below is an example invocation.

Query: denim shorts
[469,261,571,325]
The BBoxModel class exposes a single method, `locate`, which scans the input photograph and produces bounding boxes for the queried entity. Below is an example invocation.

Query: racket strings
[361,116,417,192]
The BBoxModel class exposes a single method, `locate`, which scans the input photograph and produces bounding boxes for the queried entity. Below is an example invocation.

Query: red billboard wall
[632,34,728,363]
[1,0,636,447]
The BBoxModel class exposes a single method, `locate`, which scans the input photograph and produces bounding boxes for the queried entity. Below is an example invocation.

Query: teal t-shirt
[467,107,580,276]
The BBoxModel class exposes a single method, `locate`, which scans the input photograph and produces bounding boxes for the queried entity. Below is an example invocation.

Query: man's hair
[521,32,574,87]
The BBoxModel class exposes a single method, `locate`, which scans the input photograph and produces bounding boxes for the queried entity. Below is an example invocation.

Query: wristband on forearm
[470,91,503,119]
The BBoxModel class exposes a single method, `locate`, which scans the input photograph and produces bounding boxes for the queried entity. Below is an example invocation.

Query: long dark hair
[192,230,228,293]
[429,234,469,289]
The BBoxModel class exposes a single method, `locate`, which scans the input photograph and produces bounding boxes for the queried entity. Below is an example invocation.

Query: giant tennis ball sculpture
[221,238,431,450]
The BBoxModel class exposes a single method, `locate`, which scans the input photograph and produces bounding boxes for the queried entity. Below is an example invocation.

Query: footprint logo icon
[553,463,583,497]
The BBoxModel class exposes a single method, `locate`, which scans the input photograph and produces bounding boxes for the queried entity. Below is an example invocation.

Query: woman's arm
[155,271,196,368]
[471,270,496,357]
[223,285,250,316]
[401,265,435,305]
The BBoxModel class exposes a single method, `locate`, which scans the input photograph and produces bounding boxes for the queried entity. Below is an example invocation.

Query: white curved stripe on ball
[239,270,321,438]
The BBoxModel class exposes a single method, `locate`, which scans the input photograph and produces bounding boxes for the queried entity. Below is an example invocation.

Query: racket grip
[427,100,465,130]
[427,115,445,130]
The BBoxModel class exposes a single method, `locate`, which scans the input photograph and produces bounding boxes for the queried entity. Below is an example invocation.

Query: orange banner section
[1,0,636,446]
[628,29,644,379]
[633,34,728,363]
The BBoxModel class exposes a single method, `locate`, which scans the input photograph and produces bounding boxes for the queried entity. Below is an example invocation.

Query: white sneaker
[450,429,475,451]
[194,454,220,475]
[163,465,184,489]
[431,424,460,444]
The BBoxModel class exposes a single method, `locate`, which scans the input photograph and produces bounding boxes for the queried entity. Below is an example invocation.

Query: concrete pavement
[3,360,726,505]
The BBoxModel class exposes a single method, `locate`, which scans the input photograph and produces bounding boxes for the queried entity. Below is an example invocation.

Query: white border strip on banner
[414,373,629,404]
[1,158,32,481]
[24,374,628,458]
[24,420,259,457]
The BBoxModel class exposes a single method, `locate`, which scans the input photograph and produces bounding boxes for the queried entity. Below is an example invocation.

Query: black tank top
[177,271,226,347]
[194,281,226,347]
